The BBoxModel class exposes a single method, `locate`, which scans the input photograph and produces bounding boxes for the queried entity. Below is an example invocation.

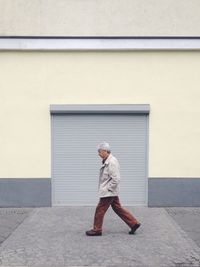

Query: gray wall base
[1,177,200,207]
[148,178,200,207]
[0,179,51,207]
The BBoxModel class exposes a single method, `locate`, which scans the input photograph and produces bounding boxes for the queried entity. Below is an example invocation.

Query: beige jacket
[98,154,120,198]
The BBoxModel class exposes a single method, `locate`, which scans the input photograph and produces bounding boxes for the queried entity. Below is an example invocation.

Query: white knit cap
[97,142,111,153]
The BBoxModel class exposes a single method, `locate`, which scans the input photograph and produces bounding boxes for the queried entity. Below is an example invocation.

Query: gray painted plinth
[0,207,199,266]
[1,177,200,207]
[0,179,51,207]
[149,178,200,207]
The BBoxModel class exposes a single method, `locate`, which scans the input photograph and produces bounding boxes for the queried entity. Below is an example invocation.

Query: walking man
[86,142,141,236]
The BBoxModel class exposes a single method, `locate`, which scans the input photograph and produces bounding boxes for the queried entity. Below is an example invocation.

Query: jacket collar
[101,154,112,167]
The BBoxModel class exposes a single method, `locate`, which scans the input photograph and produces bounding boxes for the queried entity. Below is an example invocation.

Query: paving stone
[166,207,200,248]
[0,209,32,245]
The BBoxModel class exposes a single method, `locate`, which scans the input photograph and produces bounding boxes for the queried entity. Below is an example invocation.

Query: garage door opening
[51,105,149,206]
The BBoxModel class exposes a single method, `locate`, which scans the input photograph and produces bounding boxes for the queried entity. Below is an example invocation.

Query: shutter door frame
[50,104,150,206]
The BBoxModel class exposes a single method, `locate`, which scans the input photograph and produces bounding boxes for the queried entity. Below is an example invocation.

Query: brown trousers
[93,196,138,232]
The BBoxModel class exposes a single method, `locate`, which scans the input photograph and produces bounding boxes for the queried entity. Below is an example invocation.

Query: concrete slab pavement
[0,207,200,267]
[0,209,32,246]
[166,208,200,248]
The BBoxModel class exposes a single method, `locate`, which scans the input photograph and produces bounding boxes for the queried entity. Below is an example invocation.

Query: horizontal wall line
[1,37,200,50]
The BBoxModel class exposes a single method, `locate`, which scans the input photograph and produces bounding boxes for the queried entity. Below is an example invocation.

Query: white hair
[97,142,111,153]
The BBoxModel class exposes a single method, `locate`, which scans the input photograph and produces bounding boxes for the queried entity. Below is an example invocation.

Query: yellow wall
[0,51,200,178]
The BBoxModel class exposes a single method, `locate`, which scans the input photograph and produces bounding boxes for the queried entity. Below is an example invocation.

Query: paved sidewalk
[0,207,200,267]
[0,208,32,245]
[166,207,200,248]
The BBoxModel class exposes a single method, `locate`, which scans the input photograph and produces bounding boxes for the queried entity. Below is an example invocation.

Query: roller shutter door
[51,112,148,206]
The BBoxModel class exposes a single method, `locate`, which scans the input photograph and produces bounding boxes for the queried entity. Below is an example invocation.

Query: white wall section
[0,0,200,36]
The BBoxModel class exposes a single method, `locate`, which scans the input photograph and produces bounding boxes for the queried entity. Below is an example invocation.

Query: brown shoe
[129,223,141,235]
[85,230,102,236]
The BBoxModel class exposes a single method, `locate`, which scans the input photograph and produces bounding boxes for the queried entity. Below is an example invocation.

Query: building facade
[0,0,200,207]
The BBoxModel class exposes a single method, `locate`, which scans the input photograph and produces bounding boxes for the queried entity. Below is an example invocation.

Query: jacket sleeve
[107,161,120,192]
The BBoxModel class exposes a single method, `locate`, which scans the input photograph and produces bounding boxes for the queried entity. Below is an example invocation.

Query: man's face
[98,149,109,159]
